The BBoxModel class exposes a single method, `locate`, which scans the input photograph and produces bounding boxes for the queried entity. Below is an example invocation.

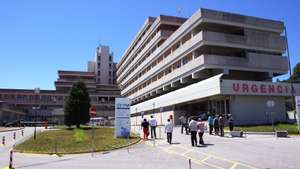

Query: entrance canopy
[130,74,300,114]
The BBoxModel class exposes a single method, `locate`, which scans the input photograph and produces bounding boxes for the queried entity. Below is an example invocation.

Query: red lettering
[277,86,283,93]
[260,84,266,93]
[242,83,249,93]
[268,85,275,93]
[251,84,258,93]
[233,83,240,92]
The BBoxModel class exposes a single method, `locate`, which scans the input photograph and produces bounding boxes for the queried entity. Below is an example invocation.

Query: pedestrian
[149,115,157,139]
[228,114,234,131]
[213,115,219,135]
[165,119,173,144]
[179,115,188,134]
[207,114,214,135]
[141,119,149,140]
[219,115,225,137]
[197,118,206,145]
[189,118,198,146]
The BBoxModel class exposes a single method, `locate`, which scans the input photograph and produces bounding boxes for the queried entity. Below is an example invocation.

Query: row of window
[118,24,153,73]
[0,94,116,104]
[124,51,195,97]
[121,30,195,96]
[119,29,193,87]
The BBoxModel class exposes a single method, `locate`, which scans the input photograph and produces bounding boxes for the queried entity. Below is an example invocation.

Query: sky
[0,0,299,90]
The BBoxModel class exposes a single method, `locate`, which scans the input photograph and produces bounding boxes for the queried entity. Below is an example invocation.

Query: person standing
[219,115,225,137]
[189,118,198,146]
[165,119,173,144]
[228,115,234,131]
[207,115,214,135]
[197,118,206,145]
[213,115,219,135]
[179,115,188,134]
[149,115,157,139]
[141,119,149,140]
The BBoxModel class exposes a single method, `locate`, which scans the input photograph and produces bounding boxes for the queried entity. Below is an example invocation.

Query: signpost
[89,106,97,118]
[266,100,275,132]
[115,98,131,138]
[295,96,300,132]
[89,106,96,156]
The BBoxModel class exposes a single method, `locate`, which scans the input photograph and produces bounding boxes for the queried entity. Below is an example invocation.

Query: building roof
[58,70,95,77]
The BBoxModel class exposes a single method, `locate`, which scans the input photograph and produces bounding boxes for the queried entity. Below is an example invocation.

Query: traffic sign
[267,100,275,108]
[90,106,97,118]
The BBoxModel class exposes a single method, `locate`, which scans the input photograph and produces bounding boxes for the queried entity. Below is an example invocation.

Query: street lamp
[33,88,40,140]
[152,103,155,115]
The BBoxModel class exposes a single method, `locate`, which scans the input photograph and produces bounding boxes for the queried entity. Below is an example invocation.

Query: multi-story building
[0,45,120,125]
[117,8,300,125]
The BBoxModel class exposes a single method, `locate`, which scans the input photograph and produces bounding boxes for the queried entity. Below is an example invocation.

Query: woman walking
[141,119,149,140]
[197,118,206,145]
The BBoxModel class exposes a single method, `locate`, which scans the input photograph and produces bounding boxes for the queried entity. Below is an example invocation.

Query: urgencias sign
[221,80,293,96]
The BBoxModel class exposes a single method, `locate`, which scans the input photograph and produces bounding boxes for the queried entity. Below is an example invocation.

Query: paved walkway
[1,127,300,169]
[145,127,300,169]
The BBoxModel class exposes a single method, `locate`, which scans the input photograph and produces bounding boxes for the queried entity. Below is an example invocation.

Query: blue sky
[0,0,299,90]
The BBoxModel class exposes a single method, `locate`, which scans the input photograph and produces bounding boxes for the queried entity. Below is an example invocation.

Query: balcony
[126,53,288,100]
[201,8,284,32]
[118,30,173,82]
[202,31,286,52]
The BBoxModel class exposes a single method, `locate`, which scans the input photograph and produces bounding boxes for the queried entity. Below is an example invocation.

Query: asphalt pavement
[0,127,299,169]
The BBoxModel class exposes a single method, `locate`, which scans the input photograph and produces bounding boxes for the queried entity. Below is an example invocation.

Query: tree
[64,81,91,128]
[291,62,300,83]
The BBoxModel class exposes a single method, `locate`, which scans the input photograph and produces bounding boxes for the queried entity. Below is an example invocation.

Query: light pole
[152,103,155,115]
[33,88,40,140]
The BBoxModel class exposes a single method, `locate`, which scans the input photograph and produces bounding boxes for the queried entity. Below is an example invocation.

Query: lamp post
[152,103,155,115]
[33,88,40,140]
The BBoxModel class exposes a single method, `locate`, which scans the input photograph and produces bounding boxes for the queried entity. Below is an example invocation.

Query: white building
[117,8,300,125]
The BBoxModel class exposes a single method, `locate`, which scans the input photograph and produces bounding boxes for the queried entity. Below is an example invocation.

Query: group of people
[141,114,234,146]
[141,115,158,140]
[207,114,234,137]
[141,115,174,144]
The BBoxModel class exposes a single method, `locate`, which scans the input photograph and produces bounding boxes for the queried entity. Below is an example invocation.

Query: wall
[230,95,287,125]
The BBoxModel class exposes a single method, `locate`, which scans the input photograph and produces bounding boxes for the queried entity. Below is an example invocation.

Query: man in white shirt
[189,119,198,146]
[165,119,173,144]
[149,115,157,139]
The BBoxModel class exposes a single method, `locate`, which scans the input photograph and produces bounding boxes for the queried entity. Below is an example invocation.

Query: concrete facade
[117,8,300,125]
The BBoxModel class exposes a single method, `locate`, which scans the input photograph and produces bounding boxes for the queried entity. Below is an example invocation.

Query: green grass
[225,123,299,134]
[14,127,140,154]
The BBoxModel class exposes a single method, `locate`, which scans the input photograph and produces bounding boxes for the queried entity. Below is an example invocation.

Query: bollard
[189,159,192,169]
[22,129,24,136]
[13,132,16,140]
[9,150,13,169]
[2,136,5,146]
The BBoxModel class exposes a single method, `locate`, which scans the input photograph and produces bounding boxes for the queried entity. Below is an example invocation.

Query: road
[0,127,299,169]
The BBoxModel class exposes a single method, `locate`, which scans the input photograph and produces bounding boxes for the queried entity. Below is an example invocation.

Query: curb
[13,137,141,155]
[0,127,25,133]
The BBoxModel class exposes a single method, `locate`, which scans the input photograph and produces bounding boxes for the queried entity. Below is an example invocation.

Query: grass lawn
[225,123,299,134]
[14,127,140,154]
